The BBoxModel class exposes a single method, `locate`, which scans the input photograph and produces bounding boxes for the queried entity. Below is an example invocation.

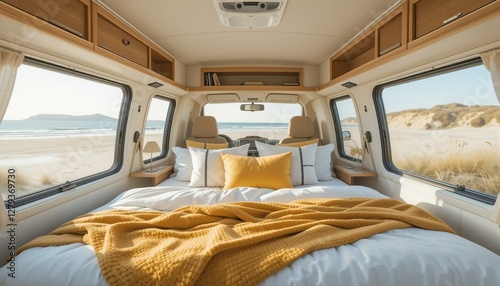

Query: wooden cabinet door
[97,15,148,68]
[1,0,88,38]
[412,0,495,39]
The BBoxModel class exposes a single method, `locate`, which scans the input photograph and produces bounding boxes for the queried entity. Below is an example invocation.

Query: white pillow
[172,147,192,181]
[255,141,318,186]
[315,144,335,180]
[188,144,250,187]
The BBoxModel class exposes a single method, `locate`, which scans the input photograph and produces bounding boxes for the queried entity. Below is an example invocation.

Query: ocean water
[0,120,288,139]
[218,122,288,131]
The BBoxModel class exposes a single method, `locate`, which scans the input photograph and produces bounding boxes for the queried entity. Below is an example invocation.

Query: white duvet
[1,180,499,286]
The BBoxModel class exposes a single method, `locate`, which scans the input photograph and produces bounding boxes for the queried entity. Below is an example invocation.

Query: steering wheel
[218,134,235,147]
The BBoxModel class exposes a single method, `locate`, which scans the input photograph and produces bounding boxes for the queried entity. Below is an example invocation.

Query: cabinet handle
[443,13,462,24]
[122,39,131,47]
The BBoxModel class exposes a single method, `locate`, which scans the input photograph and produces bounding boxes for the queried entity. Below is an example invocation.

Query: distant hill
[386,103,500,129]
[341,117,358,125]
[26,114,117,121]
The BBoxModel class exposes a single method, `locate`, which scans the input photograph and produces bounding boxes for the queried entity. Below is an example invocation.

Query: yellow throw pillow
[221,152,293,190]
[186,140,228,149]
[277,138,319,147]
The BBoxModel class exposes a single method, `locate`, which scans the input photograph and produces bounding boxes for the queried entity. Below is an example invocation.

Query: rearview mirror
[240,103,265,112]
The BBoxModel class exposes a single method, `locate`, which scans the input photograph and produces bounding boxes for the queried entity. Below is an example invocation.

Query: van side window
[0,59,130,206]
[330,96,363,163]
[374,58,499,204]
[143,95,175,163]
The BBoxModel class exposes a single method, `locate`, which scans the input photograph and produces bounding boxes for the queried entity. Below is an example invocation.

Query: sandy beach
[1,125,498,199]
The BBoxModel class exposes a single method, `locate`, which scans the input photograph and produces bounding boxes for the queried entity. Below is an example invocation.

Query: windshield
[203,102,302,141]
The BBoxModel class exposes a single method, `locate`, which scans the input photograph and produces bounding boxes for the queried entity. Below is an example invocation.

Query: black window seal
[373,57,496,205]
[5,57,131,207]
[143,95,176,164]
[329,95,360,162]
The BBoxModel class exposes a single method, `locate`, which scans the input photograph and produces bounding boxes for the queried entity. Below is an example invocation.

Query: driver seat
[187,116,228,145]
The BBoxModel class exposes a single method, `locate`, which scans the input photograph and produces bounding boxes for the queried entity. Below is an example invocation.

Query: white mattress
[1,179,499,286]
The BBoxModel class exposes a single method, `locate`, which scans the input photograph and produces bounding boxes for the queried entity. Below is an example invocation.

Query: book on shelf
[242,81,264,86]
[212,73,220,86]
[204,72,220,86]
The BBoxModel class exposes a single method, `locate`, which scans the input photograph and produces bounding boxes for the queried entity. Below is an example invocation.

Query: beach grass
[394,142,500,196]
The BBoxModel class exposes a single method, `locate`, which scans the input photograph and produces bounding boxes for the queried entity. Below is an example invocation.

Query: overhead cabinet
[329,3,407,81]
[0,0,178,85]
[92,4,175,81]
[325,0,499,88]
[95,8,148,68]
[0,0,91,41]
[410,0,495,40]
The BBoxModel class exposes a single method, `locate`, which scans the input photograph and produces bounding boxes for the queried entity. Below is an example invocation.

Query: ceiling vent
[213,0,288,28]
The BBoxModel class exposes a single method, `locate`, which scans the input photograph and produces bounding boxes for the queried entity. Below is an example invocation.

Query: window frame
[5,57,131,207]
[143,95,176,164]
[329,95,362,162]
[373,57,496,205]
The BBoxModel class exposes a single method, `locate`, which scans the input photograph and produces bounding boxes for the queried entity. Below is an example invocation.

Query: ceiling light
[148,82,163,88]
[213,0,288,28]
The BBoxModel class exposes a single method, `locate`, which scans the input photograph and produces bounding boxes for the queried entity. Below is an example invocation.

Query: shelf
[329,2,407,82]
[333,165,376,185]
[151,47,174,81]
[130,165,173,186]
[200,67,303,89]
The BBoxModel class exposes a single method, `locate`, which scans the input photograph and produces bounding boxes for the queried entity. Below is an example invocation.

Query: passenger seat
[279,116,318,144]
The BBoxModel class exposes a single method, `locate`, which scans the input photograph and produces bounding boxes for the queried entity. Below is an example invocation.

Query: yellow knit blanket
[18,198,456,286]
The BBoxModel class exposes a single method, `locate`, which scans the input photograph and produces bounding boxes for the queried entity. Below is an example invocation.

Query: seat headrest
[288,116,314,138]
[191,116,219,138]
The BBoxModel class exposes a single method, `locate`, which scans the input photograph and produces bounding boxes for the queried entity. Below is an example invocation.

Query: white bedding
[1,179,499,286]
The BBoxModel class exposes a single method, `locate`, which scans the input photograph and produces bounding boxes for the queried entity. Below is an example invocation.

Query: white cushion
[172,147,193,181]
[315,144,335,180]
[188,144,250,187]
[255,141,318,186]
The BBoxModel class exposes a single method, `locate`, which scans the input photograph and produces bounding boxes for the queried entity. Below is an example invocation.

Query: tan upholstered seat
[186,116,227,144]
[279,116,318,144]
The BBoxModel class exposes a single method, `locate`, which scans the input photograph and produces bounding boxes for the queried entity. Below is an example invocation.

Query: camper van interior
[0,0,499,285]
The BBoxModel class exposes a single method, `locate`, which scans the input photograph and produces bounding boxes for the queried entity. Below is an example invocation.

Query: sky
[3,62,499,122]
[382,64,498,113]
[3,64,124,120]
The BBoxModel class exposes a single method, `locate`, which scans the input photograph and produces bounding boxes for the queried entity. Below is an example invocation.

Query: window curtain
[480,48,500,103]
[481,48,500,223]
[0,48,24,228]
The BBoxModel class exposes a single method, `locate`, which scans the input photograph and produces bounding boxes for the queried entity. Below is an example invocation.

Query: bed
[1,143,499,286]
